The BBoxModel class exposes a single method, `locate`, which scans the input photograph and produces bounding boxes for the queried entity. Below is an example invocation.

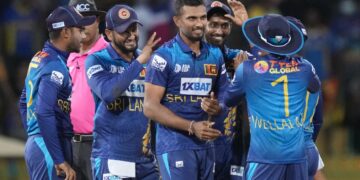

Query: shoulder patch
[151,55,167,72]
[51,71,64,85]
[87,64,104,79]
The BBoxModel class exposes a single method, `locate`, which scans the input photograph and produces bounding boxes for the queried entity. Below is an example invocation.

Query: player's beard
[182,26,204,42]
[67,39,81,53]
[113,37,138,54]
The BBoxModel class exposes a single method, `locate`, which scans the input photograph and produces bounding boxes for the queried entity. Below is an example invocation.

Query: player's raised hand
[55,161,76,180]
[225,0,248,26]
[201,92,221,116]
[137,32,162,64]
[192,121,221,141]
[233,50,248,70]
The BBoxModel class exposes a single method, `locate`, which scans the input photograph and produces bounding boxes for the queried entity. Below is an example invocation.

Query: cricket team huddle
[19,0,324,180]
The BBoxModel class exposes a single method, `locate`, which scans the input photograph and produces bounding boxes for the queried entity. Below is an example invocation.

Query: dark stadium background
[0,0,359,179]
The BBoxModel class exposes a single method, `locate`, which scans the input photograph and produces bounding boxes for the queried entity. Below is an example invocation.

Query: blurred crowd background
[0,0,359,179]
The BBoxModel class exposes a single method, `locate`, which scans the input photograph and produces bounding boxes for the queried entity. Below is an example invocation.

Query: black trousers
[72,138,93,180]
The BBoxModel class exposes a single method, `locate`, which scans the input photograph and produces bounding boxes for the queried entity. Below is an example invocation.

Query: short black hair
[48,29,62,40]
[174,0,204,16]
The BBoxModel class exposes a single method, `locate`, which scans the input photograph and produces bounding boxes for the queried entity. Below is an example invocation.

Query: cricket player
[85,4,160,180]
[224,14,321,180]
[143,0,227,179]
[67,0,107,179]
[19,6,96,180]
[286,16,326,180]
[204,1,250,179]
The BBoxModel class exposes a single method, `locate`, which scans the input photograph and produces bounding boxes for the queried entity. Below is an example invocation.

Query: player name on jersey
[250,115,303,131]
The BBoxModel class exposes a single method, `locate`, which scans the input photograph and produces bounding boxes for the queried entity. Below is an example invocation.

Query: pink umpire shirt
[67,36,108,134]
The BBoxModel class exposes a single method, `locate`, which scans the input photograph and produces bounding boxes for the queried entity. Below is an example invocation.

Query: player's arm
[305,60,321,93]
[312,91,323,142]
[225,0,249,26]
[85,32,160,104]
[144,83,221,140]
[85,55,144,104]
[18,88,28,130]
[144,53,221,140]
[224,63,246,107]
[35,71,66,165]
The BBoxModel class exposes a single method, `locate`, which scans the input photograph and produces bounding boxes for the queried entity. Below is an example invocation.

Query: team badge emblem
[204,64,218,76]
[118,8,130,19]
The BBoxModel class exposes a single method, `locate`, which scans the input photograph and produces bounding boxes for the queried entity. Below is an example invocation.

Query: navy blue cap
[286,16,308,41]
[69,0,106,17]
[242,14,304,56]
[46,6,96,31]
[206,1,233,19]
[105,5,142,33]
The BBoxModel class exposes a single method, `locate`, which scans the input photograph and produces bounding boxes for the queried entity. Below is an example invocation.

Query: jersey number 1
[271,75,289,117]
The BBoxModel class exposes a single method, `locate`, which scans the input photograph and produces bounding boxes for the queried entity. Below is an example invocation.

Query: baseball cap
[286,16,308,41]
[206,1,233,19]
[242,14,304,56]
[105,5,142,33]
[68,0,106,17]
[46,6,96,31]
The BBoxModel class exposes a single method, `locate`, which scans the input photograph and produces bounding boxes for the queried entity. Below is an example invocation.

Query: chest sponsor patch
[50,71,64,85]
[151,55,167,72]
[87,64,103,79]
[180,78,212,96]
[121,80,145,97]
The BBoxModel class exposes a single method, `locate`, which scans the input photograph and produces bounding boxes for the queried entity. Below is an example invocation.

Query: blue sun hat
[242,14,304,56]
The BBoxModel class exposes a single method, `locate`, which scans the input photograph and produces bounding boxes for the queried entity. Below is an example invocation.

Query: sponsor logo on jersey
[230,165,244,176]
[204,64,218,76]
[254,60,269,74]
[268,59,301,74]
[121,80,145,97]
[151,55,167,72]
[174,64,190,73]
[51,71,64,85]
[110,65,125,74]
[180,78,212,96]
[87,64,103,79]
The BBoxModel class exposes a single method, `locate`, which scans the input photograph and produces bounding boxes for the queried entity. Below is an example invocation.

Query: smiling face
[205,14,232,46]
[173,5,207,42]
[106,23,139,54]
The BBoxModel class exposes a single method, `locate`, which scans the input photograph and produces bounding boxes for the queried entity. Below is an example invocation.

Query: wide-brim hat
[242,14,304,56]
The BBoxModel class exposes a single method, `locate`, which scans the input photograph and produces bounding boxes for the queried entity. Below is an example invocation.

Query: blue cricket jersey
[19,41,73,164]
[145,34,228,155]
[224,54,320,164]
[303,91,320,148]
[85,44,151,162]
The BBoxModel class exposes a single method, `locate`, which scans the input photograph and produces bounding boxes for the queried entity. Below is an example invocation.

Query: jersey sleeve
[85,54,144,104]
[304,60,321,93]
[312,91,323,142]
[145,53,170,87]
[18,87,28,130]
[35,70,66,165]
[224,62,246,107]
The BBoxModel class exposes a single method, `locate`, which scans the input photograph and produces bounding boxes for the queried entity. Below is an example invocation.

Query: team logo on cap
[254,60,269,74]
[118,8,130,19]
[211,1,223,7]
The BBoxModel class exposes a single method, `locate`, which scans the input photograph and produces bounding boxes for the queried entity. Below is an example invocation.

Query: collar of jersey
[44,41,70,60]
[106,43,139,63]
[175,34,209,56]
